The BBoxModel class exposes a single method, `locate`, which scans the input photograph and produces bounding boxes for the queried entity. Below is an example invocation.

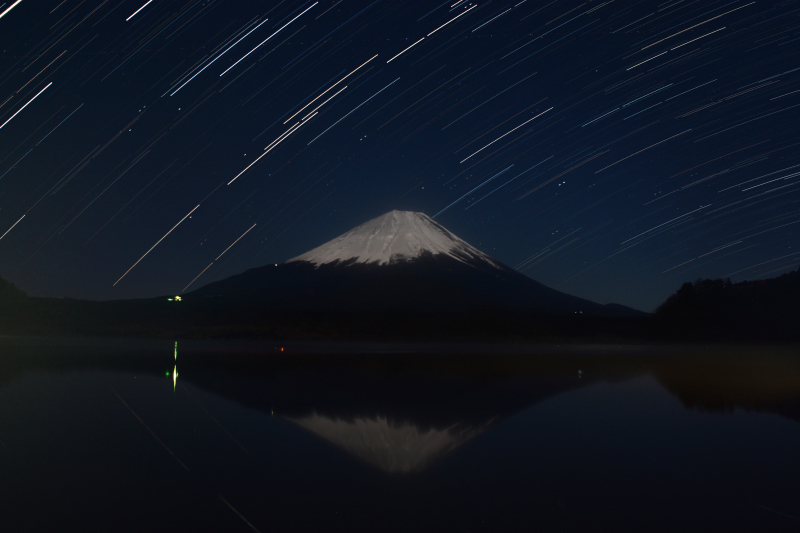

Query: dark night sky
[1,0,799,312]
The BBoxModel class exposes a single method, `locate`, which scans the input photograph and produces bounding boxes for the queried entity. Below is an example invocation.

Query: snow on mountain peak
[287,210,501,268]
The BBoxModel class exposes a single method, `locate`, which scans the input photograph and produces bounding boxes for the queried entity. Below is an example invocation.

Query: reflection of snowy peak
[288,210,501,269]
[288,414,485,473]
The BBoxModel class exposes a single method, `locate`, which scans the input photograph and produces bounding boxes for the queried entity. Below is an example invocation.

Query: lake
[1,338,798,532]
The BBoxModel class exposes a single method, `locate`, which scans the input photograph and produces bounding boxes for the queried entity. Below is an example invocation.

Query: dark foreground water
[1,338,799,532]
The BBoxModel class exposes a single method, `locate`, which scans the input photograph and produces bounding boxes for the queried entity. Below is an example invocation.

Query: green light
[168,298,173,301]
[166,371,170,376]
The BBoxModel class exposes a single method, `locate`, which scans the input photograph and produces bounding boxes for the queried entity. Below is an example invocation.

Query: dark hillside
[0,275,26,302]
[0,276,29,332]
[653,267,800,341]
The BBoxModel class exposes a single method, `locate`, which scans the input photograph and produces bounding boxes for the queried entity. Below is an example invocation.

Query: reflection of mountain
[652,349,800,423]
[288,414,488,473]
[3,341,800,472]
[178,352,644,472]
[0,344,617,471]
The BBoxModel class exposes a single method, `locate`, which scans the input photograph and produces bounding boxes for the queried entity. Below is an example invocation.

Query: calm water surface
[1,338,798,532]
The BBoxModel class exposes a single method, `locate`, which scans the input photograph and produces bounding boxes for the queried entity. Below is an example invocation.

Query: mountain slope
[192,211,644,317]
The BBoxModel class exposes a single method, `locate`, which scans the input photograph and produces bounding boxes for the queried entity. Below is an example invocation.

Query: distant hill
[0,275,26,303]
[0,276,29,332]
[653,267,800,341]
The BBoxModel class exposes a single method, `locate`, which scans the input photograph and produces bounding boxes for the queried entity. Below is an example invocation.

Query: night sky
[1,0,799,312]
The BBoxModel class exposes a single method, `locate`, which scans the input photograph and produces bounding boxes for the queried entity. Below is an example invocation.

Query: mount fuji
[190,211,643,319]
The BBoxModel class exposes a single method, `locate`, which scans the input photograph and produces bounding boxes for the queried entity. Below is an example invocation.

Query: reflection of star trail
[111,387,189,471]
[0,0,798,312]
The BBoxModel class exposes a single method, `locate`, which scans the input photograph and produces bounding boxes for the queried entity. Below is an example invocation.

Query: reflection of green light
[174,341,177,361]
[173,365,177,391]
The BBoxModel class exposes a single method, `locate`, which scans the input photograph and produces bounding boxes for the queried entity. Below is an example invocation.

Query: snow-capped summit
[288,210,501,268]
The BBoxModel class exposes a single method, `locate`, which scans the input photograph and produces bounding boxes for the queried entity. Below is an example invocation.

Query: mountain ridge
[193,211,645,317]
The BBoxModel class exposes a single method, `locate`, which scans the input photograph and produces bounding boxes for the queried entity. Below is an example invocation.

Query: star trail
[1,0,799,312]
